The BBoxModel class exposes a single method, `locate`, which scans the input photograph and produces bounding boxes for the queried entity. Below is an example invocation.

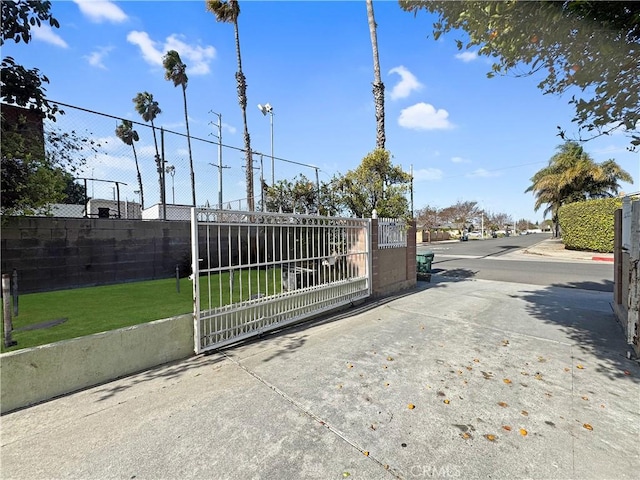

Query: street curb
[592,256,614,262]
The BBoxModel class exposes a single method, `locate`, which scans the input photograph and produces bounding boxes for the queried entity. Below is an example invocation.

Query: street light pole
[165,165,176,204]
[257,103,274,186]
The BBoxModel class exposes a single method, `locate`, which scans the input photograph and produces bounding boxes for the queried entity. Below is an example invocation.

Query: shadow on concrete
[431,268,478,279]
[549,279,614,293]
[519,282,639,384]
[93,354,226,402]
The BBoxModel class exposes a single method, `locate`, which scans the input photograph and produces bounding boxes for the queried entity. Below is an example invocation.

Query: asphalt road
[418,234,614,292]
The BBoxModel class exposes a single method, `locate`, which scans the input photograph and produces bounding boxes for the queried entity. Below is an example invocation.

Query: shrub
[558,197,622,253]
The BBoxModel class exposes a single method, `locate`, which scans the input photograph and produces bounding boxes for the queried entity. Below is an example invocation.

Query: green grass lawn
[1,268,281,353]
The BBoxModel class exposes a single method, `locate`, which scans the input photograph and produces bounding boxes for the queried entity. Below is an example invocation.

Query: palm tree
[366,0,385,150]
[132,92,163,208]
[115,119,144,209]
[162,50,196,206]
[206,0,254,211]
[525,141,633,237]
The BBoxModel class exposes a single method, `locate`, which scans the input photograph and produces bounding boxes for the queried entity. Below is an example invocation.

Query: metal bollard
[3,273,17,347]
[12,268,18,317]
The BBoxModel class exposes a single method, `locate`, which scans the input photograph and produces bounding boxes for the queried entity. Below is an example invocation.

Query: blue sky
[5,0,639,221]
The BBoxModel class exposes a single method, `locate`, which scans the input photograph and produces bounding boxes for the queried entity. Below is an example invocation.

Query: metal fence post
[3,273,17,347]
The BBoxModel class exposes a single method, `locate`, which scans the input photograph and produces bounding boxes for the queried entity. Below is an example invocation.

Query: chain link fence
[25,101,319,220]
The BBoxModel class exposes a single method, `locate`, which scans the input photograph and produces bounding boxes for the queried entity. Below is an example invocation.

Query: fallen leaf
[534,374,543,380]
[463,380,468,384]
[457,370,463,375]
[484,434,497,441]
[384,465,389,470]
[473,359,480,363]
[383,365,388,369]
[576,365,584,369]
[498,401,508,408]
[564,367,570,372]
[545,392,553,397]
[503,378,512,384]
[538,356,547,363]
[385,382,390,387]
[600,404,605,408]
[519,428,528,436]
[337,384,343,389]
[581,396,588,401]
[521,371,530,376]
[363,451,369,456]
[370,424,376,430]
[461,432,472,439]
[408,403,416,410]
[521,410,529,416]
[343,473,351,478]
[347,364,353,369]
[443,399,450,404]
[502,425,512,431]
[583,423,593,431]
[502,339,509,346]
[387,356,394,361]
[420,325,425,330]
[466,366,473,371]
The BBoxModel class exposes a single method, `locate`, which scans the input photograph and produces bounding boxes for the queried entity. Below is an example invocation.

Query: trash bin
[416,251,434,281]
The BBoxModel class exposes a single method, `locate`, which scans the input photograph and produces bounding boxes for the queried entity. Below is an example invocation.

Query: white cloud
[466,168,501,178]
[32,24,68,48]
[388,66,423,100]
[451,156,470,164]
[413,168,443,181]
[398,102,454,130]
[222,123,237,135]
[74,0,128,23]
[127,31,216,75]
[455,51,479,63]
[84,46,113,69]
[126,31,163,66]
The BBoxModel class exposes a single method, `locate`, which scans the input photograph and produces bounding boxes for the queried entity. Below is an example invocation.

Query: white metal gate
[191,209,371,353]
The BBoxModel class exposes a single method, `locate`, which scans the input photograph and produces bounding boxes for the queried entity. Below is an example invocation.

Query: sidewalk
[522,237,614,262]
[1,276,638,479]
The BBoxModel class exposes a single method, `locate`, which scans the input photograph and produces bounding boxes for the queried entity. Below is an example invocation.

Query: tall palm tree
[526,141,633,237]
[162,50,196,206]
[366,0,385,150]
[115,119,144,209]
[206,0,254,211]
[133,92,163,208]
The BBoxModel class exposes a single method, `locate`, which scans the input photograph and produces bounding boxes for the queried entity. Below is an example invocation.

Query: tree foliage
[1,111,101,215]
[115,119,144,209]
[400,1,640,148]
[1,1,62,121]
[525,140,632,236]
[335,149,411,218]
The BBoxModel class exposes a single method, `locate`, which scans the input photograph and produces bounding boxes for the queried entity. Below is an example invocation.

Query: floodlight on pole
[257,103,274,186]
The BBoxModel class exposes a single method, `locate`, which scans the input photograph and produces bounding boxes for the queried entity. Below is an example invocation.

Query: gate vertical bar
[191,207,202,354]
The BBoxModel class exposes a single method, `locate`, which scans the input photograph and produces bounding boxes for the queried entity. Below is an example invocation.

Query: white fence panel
[191,209,371,353]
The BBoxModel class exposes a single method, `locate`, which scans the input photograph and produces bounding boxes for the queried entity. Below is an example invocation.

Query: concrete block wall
[0,314,193,414]
[1,217,192,293]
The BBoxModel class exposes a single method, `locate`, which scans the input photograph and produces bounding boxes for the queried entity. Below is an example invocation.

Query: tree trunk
[182,85,196,206]
[234,20,254,211]
[132,144,144,209]
[150,120,164,209]
[366,0,385,150]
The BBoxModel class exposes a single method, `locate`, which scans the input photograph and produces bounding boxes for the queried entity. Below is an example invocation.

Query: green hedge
[558,197,622,253]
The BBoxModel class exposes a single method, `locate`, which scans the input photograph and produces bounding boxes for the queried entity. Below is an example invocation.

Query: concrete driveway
[1,274,638,479]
